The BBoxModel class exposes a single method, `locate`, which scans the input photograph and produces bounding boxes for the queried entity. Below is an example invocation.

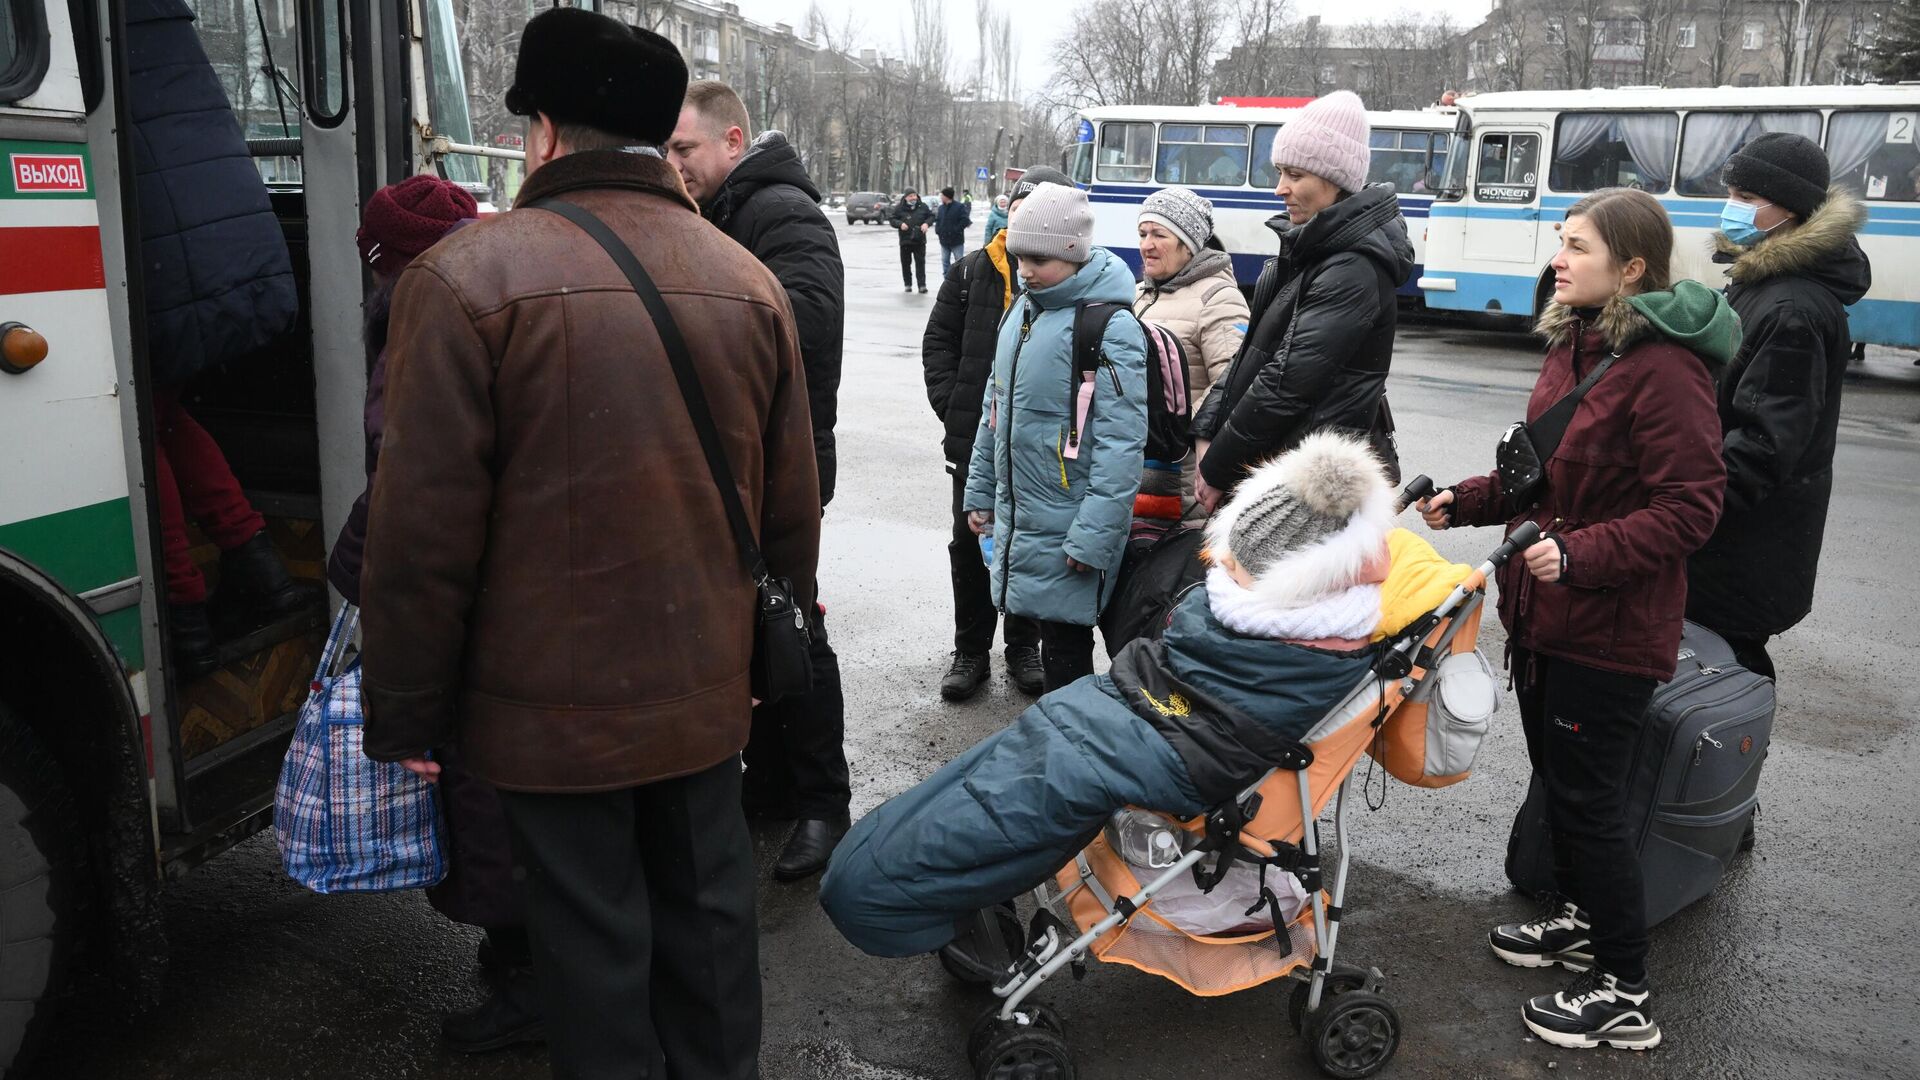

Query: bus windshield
[1436,120,1472,199]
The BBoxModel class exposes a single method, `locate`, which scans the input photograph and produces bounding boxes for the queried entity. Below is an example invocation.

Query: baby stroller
[955,497,1541,1080]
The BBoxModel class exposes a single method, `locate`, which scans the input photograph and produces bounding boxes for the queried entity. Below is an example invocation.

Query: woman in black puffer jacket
[1192,90,1413,509]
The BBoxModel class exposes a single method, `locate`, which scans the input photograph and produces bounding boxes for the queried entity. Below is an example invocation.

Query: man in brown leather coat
[358,10,819,1078]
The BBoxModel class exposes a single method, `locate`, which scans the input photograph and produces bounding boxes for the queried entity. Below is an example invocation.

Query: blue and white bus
[1064,105,1458,297]
[1417,85,1920,347]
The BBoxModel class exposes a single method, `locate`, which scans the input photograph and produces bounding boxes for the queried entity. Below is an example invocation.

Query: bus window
[1676,111,1820,195]
[1474,132,1540,204]
[1155,124,1248,186]
[1828,111,1920,202]
[301,0,347,124]
[1369,130,1435,194]
[1550,111,1678,194]
[1251,124,1282,189]
[1,0,49,104]
[1069,140,1093,185]
[1097,121,1154,183]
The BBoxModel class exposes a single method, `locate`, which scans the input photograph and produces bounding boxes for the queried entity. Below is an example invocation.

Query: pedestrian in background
[892,188,935,292]
[1192,90,1412,510]
[963,183,1147,691]
[1132,186,1250,518]
[984,193,1010,244]
[1688,133,1871,683]
[1421,187,1731,1054]
[921,166,1074,703]
[332,176,535,1055]
[360,11,821,1077]
[669,80,854,881]
[935,185,972,275]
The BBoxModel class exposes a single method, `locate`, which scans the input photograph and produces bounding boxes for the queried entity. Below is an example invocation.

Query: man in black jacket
[920,167,1073,701]
[892,190,935,292]
[1688,133,1872,682]
[670,81,851,881]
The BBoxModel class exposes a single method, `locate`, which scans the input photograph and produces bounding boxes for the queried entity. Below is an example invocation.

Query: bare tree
[1529,0,1610,89]
[1636,0,1692,84]
[1212,0,1295,98]
[1048,0,1225,108]
[1692,0,1744,85]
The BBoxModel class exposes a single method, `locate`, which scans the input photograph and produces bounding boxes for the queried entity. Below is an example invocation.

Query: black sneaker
[1489,895,1594,971]
[1522,968,1661,1051]
[941,651,989,702]
[1005,646,1044,697]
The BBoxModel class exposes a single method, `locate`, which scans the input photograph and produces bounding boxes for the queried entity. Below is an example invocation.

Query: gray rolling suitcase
[1505,621,1774,927]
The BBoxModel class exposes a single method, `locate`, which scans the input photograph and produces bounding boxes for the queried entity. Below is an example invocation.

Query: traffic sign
[976,166,990,180]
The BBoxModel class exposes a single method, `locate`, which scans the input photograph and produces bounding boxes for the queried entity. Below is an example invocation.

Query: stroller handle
[1395,474,1436,513]
[1489,521,1543,568]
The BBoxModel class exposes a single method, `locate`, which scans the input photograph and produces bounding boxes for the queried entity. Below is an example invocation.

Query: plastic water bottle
[979,524,994,567]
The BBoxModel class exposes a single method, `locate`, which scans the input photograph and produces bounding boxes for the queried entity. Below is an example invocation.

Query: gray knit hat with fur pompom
[1204,432,1395,606]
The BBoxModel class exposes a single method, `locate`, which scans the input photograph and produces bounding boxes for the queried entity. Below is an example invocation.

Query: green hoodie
[1626,279,1742,368]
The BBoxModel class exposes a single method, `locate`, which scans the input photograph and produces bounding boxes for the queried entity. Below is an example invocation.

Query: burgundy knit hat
[356,175,479,277]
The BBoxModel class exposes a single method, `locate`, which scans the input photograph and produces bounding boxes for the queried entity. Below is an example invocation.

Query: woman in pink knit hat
[1191,89,1414,511]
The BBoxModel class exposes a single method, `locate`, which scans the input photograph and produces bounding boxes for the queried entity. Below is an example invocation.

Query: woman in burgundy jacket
[1420,188,1733,1054]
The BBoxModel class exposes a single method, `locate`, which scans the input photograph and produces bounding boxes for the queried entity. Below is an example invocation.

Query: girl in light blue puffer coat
[963,183,1148,692]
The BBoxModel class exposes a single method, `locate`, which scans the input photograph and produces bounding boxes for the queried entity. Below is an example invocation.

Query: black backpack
[1068,303,1193,466]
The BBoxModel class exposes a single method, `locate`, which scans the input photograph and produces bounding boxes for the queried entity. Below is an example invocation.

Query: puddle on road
[775,1038,942,1080]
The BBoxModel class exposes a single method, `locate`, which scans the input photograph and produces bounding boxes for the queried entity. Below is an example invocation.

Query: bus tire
[0,700,88,1071]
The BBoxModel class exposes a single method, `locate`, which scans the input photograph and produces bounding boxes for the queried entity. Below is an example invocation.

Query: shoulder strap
[1525,352,1619,465]
[530,198,768,585]
[1072,302,1128,375]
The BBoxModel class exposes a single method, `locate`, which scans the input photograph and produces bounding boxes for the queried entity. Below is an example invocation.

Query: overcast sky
[730,0,1494,99]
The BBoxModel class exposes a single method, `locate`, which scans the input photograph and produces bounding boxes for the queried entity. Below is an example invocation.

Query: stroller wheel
[1288,965,1372,1034]
[968,1002,1066,1066]
[939,903,1027,985]
[1306,990,1401,1079]
[971,1011,1075,1080]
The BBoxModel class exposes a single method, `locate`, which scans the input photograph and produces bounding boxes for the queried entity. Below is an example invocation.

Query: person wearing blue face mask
[1689,133,1870,719]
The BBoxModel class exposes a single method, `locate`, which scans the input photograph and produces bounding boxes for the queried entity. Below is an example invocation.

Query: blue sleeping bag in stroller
[820,589,1371,957]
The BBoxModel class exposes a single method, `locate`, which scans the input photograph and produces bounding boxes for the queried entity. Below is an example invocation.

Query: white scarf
[1205,566,1381,643]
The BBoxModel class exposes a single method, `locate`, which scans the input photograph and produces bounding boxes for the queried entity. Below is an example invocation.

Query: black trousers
[498,758,759,1080]
[1513,648,1657,983]
[950,462,1038,655]
[1037,620,1095,693]
[742,596,852,818]
[900,239,927,288]
[1723,634,1776,681]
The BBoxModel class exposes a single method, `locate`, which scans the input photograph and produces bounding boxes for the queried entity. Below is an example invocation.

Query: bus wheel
[0,701,88,1070]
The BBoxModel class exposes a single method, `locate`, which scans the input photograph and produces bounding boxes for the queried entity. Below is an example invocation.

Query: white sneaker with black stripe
[1489,895,1594,972]
[1522,968,1662,1051]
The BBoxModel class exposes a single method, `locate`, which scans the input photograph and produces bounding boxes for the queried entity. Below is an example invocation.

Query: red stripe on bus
[0,226,106,295]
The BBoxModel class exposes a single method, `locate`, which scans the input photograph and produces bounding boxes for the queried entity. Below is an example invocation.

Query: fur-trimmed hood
[1712,185,1869,303]
[1535,280,1741,369]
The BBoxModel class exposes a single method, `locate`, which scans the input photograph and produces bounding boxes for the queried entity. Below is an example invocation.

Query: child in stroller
[821,434,1529,1078]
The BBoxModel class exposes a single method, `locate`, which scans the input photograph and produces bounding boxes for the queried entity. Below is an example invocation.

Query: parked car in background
[846,191,890,224]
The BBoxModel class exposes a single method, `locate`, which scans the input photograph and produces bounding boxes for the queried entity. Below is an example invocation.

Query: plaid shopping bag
[274,604,446,893]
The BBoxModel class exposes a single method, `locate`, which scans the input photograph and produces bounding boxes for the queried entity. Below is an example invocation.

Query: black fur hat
[504,8,687,144]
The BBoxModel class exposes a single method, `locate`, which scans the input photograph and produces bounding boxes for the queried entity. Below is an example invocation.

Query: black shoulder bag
[531,198,813,703]
[1496,351,1618,516]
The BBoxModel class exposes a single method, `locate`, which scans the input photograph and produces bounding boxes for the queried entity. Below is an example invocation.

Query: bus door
[1463,130,1544,267]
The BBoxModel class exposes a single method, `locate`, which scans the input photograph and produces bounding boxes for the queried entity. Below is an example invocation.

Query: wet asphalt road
[34,219,1920,1080]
